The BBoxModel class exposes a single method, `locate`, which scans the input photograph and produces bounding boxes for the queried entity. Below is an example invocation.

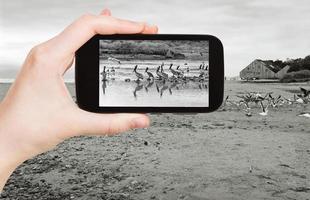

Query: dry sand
[0,81,309,200]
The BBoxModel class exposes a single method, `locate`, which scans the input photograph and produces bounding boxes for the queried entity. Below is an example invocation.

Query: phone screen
[99,40,209,107]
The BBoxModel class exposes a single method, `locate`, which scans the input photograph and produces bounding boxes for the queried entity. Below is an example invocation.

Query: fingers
[47,14,157,57]
[142,24,159,34]
[70,110,150,137]
[99,8,158,34]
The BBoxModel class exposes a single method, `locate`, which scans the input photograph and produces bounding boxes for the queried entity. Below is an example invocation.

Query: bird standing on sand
[133,65,144,81]
[145,67,154,80]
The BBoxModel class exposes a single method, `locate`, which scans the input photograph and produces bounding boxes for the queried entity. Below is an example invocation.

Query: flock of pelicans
[100,62,209,98]
[101,62,209,81]
[222,87,310,118]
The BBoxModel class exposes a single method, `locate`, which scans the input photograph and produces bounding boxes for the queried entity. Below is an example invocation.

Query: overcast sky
[1,0,310,78]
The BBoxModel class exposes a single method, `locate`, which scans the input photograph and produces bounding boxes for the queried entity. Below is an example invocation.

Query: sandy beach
[0,81,309,200]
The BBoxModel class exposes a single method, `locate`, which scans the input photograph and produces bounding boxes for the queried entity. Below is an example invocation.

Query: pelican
[133,65,144,81]
[198,64,206,78]
[156,66,164,79]
[160,65,169,80]
[169,64,179,77]
[259,101,269,116]
[176,66,184,76]
[145,67,154,80]
[100,66,108,81]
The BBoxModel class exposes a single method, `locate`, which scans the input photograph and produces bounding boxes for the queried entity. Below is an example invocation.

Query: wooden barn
[275,65,291,79]
[240,59,288,80]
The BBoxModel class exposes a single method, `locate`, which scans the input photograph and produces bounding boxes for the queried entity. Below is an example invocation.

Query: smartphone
[75,34,224,113]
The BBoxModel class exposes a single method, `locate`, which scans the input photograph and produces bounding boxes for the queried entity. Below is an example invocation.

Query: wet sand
[0,81,309,200]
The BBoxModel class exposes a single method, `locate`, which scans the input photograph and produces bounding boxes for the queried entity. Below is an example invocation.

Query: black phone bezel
[75,34,224,113]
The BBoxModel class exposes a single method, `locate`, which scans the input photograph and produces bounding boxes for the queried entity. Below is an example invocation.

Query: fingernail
[152,25,159,33]
[132,117,149,129]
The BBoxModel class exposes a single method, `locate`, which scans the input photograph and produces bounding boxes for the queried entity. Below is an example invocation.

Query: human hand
[0,9,158,191]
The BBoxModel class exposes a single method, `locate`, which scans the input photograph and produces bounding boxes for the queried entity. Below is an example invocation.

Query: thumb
[71,110,150,136]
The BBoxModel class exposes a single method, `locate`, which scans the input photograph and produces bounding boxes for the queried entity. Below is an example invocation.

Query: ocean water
[99,60,209,107]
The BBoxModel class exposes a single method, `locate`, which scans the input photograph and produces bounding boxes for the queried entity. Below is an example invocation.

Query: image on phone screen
[99,40,209,107]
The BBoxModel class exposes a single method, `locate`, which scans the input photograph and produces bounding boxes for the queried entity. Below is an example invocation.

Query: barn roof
[256,59,282,73]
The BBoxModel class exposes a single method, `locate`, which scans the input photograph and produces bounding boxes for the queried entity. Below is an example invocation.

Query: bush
[280,70,310,82]
[287,55,310,72]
